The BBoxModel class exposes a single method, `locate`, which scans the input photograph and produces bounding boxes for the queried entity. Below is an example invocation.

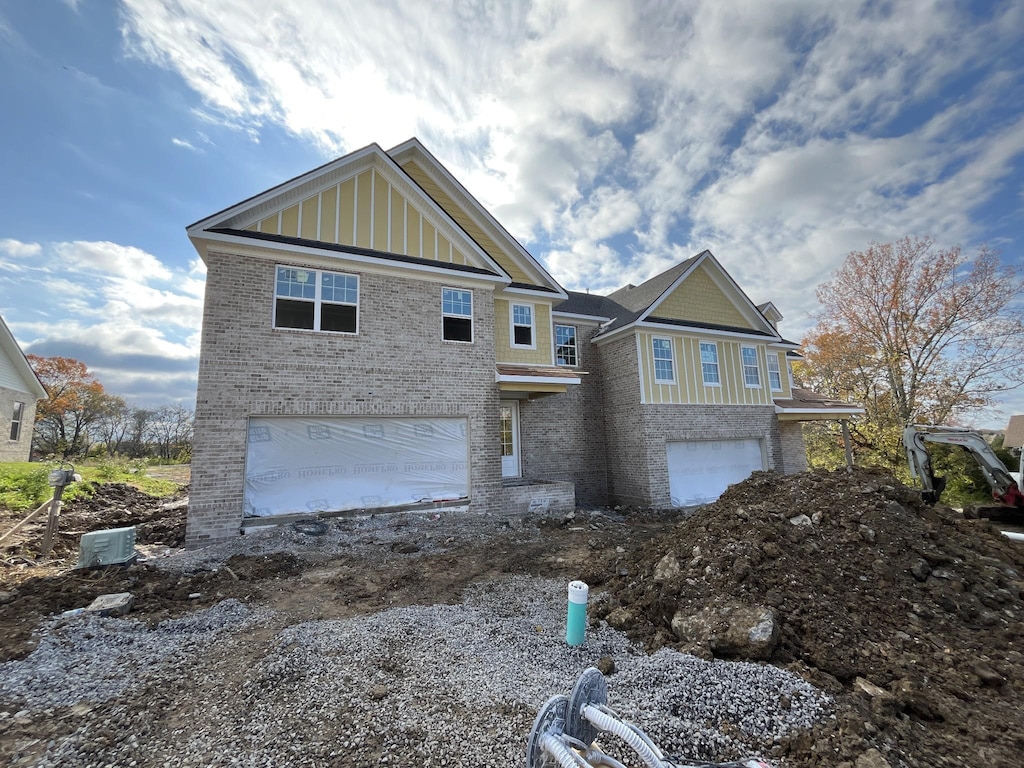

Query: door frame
[500,400,521,478]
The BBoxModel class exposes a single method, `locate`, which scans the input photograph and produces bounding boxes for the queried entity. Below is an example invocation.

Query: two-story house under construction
[185,139,859,547]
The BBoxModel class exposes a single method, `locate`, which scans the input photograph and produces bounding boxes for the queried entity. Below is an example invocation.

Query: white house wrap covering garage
[666,438,766,507]
[244,416,470,518]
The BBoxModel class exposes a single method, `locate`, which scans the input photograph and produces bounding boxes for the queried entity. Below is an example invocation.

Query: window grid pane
[443,288,472,317]
[276,267,316,299]
[275,267,358,333]
[700,342,720,384]
[322,272,358,304]
[653,338,674,382]
[555,325,577,366]
[513,305,532,325]
[768,355,782,390]
[742,347,760,386]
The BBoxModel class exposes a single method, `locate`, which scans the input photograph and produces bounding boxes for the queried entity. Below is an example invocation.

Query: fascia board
[551,310,611,322]
[501,285,568,299]
[388,138,566,295]
[775,406,866,415]
[495,373,582,385]
[637,321,781,343]
[187,144,381,232]
[194,232,507,288]
[0,316,47,399]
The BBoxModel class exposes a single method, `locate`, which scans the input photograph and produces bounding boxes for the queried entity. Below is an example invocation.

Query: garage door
[244,416,469,517]
[666,438,765,507]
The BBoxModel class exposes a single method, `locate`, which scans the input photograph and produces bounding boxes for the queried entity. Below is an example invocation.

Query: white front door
[500,400,521,478]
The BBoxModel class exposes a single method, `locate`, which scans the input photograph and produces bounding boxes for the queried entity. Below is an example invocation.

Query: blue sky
[1,0,1023,427]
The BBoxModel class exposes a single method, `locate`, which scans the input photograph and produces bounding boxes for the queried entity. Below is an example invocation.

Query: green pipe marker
[565,580,589,646]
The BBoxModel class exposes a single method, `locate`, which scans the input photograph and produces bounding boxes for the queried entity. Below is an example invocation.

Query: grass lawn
[0,460,184,512]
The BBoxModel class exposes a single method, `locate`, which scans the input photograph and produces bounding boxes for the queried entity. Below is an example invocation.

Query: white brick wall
[0,386,36,462]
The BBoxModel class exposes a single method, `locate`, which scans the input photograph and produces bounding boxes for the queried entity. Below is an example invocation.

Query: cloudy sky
[1,0,1023,426]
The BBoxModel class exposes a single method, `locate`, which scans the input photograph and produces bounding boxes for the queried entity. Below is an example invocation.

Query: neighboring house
[1003,415,1024,453]
[185,139,860,547]
[0,314,47,462]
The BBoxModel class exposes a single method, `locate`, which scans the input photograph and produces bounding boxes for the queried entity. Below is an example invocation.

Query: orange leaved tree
[28,355,125,457]
[799,236,1024,468]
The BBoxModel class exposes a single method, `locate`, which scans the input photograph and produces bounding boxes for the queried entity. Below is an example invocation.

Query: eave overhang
[773,389,865,422]
[190,229,508,287]
[496,364,582,396]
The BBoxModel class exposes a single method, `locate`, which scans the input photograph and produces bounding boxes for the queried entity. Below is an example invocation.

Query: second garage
[666,438,766,507]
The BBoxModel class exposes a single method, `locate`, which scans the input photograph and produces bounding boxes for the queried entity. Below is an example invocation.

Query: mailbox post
[40,464,79,558]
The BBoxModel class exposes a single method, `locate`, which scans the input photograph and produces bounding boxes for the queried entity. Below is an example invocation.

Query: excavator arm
[903,425,1024,508]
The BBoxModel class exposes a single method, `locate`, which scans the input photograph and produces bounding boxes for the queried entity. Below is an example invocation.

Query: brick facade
[0,386,36,462]
[516,320,608,505]
[779,422,809,474]
[187,251,502,548]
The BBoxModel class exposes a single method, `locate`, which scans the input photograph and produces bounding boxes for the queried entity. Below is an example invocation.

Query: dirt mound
[594,468,1024,766]
[1,483,188,563]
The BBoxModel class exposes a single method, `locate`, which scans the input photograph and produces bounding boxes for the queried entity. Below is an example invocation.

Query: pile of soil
[593,468,1024,767]
[3,469,1024,766]
[1,483,188,563]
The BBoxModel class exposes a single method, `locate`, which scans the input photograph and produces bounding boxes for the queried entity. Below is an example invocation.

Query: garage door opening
[244,416,469,518]
[666,438,765,507]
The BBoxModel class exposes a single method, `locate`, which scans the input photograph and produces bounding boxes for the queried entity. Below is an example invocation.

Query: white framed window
[511,303,535,348]
[700,341,720,385]
[555,325,577,366]
[741,346,760,387]
[767,353,783,391]
[10,402,24,441]
[652,337,675,383]
[442,287,473,342]
[274,266,358,334]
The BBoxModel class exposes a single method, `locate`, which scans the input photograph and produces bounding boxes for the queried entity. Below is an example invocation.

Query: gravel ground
[0,567,831,767]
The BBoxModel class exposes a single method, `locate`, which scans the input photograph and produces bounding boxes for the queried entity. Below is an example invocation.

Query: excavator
[903,425,1024,519]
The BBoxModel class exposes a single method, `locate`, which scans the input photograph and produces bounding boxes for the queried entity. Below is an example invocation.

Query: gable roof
[1004,415,1024,449]
[584,251,785,342]
[186,142,510,283]
[0,314,47,400]
[606,254,702,313]
[388,138,567,298]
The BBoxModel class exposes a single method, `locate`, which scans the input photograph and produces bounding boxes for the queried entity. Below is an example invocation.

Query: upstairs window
[10,402,23,441]
[274,266,358,334]
[652,337,675,383]
[767,353,783,391]
[741,346,760,387]
[442,288,473,342]
[555,325,577,366]
[511,303,535,348]
[700,342,720,385]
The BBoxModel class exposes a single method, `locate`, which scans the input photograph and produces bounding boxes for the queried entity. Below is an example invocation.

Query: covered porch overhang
[774,388,866,471]
[496,364,583,399]
[774,388,865,422]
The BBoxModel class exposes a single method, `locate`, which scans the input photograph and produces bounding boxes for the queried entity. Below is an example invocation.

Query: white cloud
[53,240,173,281]
[171,136,201,151]
[0,238,43,259]
[4,239,203,405]
[110,0,1024,416]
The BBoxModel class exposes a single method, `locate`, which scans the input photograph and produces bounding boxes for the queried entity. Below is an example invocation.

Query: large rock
[653,552,681,582]
[670,602,779,660]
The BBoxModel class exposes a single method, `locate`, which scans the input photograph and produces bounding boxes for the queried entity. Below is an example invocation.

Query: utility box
[76,526,137,568]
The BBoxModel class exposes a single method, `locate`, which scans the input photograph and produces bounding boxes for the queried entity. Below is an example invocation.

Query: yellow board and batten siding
[494,299,554,365]
[400,160,533,284]
[637,331,784,406]
[249,169,472,268]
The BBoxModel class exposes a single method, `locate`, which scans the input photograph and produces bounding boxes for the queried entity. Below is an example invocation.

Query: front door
[500,400,520,478]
